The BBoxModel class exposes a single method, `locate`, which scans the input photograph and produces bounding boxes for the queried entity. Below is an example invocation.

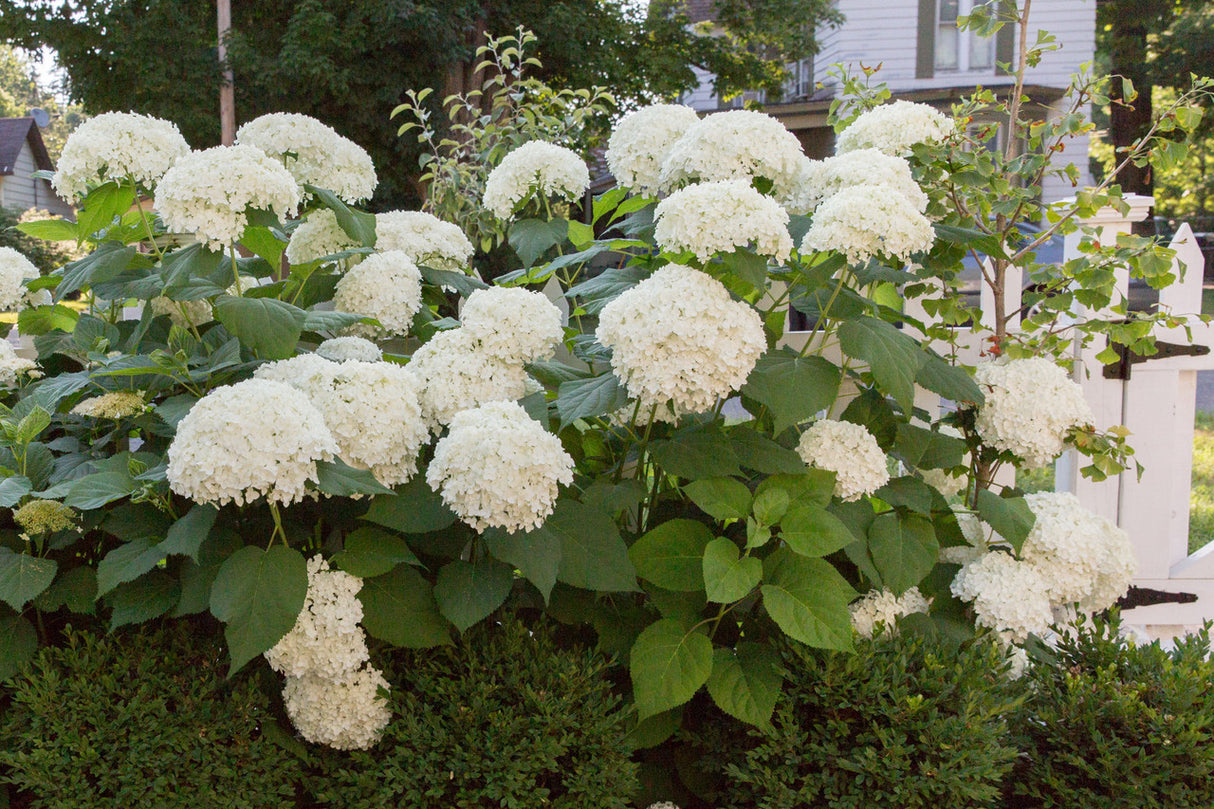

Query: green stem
[130,177,165,260]
[229,246,243,296]
[267,501,287,548]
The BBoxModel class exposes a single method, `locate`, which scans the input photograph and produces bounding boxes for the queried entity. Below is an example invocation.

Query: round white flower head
[375,210,474,271]
[282,666,391,750]
[316,336,383,363]
[459,286,564,363]
[796,419,890,502]
[658,109,806,197]
[951,551,1054,642]
[150,296,213,329]
[0,247,39,311]
[777,156,827,216]
[482,141,590,220]
[654,179,793,263]
[836,100,955,156]
[70,390,146,419]
[800,184,935,264]
[236,112,377,203]
[52,111,190,200]
[408,327,529,431]
[1019,491,1137,611]
[155,144,301,248]
[166,378,337,506]
[817,149,928,213]
[973,357,1093,468]
[850,586,929,639]
[596,265,766,416]
[254,353,341,398]
[332,249,423,338]
[265,555,368,680]
[427,400,574,533]
[285,209,358,266]
[0,341,37,388]
[606,104,701,196]
[646,804,681,809]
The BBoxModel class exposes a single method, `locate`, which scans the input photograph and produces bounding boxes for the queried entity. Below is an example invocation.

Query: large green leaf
[916,353,983,406]
[548,500,638,592]
[419,266,488,297]
[17,217,78,242]
[64,470,137,510]
[779,502,856,558]
[306,185,377,246]
[0,476,31,508]
[867,511,939,595]
[702,537,761,603]
[0,614,36,680]
[510,218,569,266]
[75,181,135,241]
[57,242,137,300]
[629,519,713,592]
[874,476,936,515]
[650,427,742,480]
[314,459,395,497]
[332,526,421,579]
[483,525,562,602]
[0,549,56,610]
[34,566,97,614]
[975,489,1036,553]
[209,545,308,675]
[212,295,307,359]
[96,539,163,597]
[684,478,753,522]
[359,564,451,648]
[838,316,926,414]
[741,350,842,434]
[894,423,967,469]
[761,549,856,651]
[433,557,514,632]
[728,429,805,474]
[107,570,180,630]
[302,310,369,334]
[174,529,242,617]
[159,243,231,299]
[158,504,218,562]
[706,643,782,730]
[556,373,630,429]
[18,303,79,335]
[630,618,714,719]
[361,476,456,534]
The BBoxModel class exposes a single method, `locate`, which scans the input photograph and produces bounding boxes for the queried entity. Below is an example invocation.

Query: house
[0,117,73,217]
[682,0,1096,203]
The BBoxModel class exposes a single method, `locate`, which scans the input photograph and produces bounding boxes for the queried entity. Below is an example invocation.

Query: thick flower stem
[229,246,243,296]
[267,501,288,548]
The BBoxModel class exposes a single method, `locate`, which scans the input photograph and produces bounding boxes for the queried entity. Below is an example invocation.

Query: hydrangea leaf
[106,570,180,631]
[630,618,714,719]
[0,549,57,611]
[57,241,137,301]
[0,476,32,508]
[33,566,97,614]
[96,538,162,597]
[743,350,843,438]
[510,218,569,267]
[556,373,630,430]
[706,643,782,730]
[650,426,741,480]
[728,429,805,474]
[867,511,939,595]
[332,526,422,579]
[0,615,36,681]
[306,185,376,246]
[62,470,135,511]
[761,548,856,651]
[894,423,967,470]
[779,503,856,558]
[630,519,713,592]
[838,316,927,415]
[874,476,936,515]
[625,707,683,750]
[359,563,452,648]
[158,242,229,298]
[361,476,457,534]
[174,528,242,617]
[702,537,761,603]
[976,489,1036,553]
[484,525,561,603]
[433,558,514,633]
[212,295,307,360]
[917,353,983,406]
[684,478,753,522]
[314,459,395,497]
[549,500,639,593]
[209,545,308,675]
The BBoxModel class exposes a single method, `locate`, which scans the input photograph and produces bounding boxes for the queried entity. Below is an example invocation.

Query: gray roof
[0,118,53,176]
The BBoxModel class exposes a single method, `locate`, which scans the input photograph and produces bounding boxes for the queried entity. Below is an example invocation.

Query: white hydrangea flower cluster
[285,209,358,266]
[850,587,930,639]
[155,144,301,247]
[836,100,955,156]
[236,112,377,203]
[332,250,423,338]
[951,551,1054,641]
[657,109,806,198]
[654,180,793,263]
[940,510,990,566]
[1019,491,1137,612]
[266,555,369,680]
[483,141,590,220]
[459,286,564,364]
[800,184,935,264]
[166,378,337,506]
[808,149,929,214]
[256,355,428,487]
[150,296,214,329]
[70,390,147,419]
[407,327,529,431]
[0,247,39,311]
[282,668,391,751]
[316,336,383,363]
[376,210,474,271]
[973,357,1094,468]
[427,401,574,533]
[0,341,37,388]
[51,111,190,200]
[596,265,766,416]
[605,103,701,196]
[796,419,890,502]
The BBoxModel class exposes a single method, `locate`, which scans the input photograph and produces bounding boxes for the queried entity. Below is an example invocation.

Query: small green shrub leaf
[0,549,56,610]
[209,545,308,675]
[630,519,713,592]
[333,526,421,578]
[706,643,782,729]
[433,558,514,632]
[702,538,761,603]
[761,549,856,651]
[867,512,939,595]
[630,618,714,719]
[0,614,36,681]
[359,563,451,648]
[684,478,753,521]
[741,350,842,434]
[779,503,856,558]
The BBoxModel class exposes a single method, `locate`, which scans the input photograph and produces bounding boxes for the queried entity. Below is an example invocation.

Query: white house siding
[0,141,73,217]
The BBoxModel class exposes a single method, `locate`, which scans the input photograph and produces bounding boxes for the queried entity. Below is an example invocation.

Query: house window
[935,0,995,72]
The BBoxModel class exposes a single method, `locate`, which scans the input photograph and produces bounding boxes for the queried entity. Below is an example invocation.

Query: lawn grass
[1189,412,1214,554]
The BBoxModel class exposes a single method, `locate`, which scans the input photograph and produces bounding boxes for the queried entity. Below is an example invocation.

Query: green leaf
[359,564,451,648]
[841,388,899,447]
[742,350,841,435]
[755,470,836,510]
[975,489,1036,553]
[549,500,639,592]
[96,539,162,597]
[566,266,647,314]
[917,354,983,405]
[159,243,230,299]
[212,295,306,359]
[314,459,395,497]
[332,526,421,579]
[706,643,782,729]
[64,470,137,510]
[159,505,218,562]
[779,503,856,558]
[556,373,630,429]
[684,478,753,522]
[302,309,368,334]
[761,549,856,651]
[107,570,180,630]
[419,266,488,297]
[717,248,768,289]
[630,618,714,719]
[56,241,138,300]
[174,529,242,617]
[361,476,457,534]
[0,549,56,610]
[483,525,561,602]
[874,476,936,515]
[650,426,741,480]
[838,317,926,414]
[625,708,683,750]
[630,519,713,592]
[209,545,308,675]
[894,423,967,469]
[306,185,377,246]
[18,303,79,335]
[239,225,286,268]
[17,217,77,242]
[728,429,805,474]
[33,567,96,614]
[14,407,50,446]
[702,538,761,603]
[75,181,135,240]
[867,512,939,594]
[0,614,36,680]
[0,476,31,508]
[433,557,514,632]
[510,218,569,266]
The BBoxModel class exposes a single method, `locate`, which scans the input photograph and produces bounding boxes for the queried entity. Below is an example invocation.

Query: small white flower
[0,247,39,311]
[836,100,955,156]
[606,104,701,195]
[973,357,1093,468]
[375,210,474,271]
[483,141,589,220]
[407,327,529,431]
[282,666,391,750]
[800,184,935,264]
[658,109,806,198]
[0,340,37,388]
[316,336,383,363]
[951,551,1054,641]
[237,112,377,203]
[332,250,423,338]
[286,209,359,266]
[459,286,564,364]
[150,296,213,329]
[70,391,146,419]
[265,555,368,680]
[850,587,929,639]
[796,419,890,502]
[52,111,190,200]
[654,179,792,263]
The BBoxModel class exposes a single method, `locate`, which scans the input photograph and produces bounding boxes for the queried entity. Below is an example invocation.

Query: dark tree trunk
[1107,17,1154,198]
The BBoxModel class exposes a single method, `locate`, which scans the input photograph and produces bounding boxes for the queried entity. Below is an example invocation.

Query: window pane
[939,0,959,23]
[936,26,959,69]
[970,31,994,69]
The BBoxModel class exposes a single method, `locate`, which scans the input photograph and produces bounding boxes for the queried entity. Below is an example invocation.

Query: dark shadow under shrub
[0,620,301,809]
[308,615,637,809]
